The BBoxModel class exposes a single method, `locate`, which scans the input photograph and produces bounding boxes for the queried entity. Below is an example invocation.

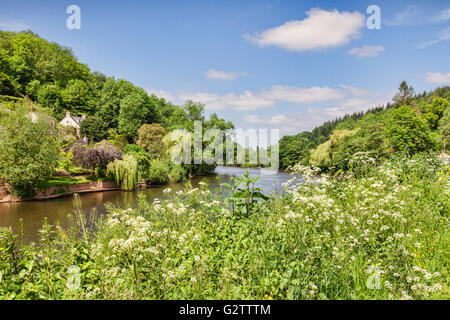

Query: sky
[1,0,449,138]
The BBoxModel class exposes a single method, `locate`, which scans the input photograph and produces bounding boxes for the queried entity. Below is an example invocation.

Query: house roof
[70,115,84,125]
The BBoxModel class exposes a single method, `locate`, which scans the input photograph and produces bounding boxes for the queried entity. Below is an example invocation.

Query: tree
[118,92,148,139]
[423,97,448,130]
[393,81,415,107]
[0,105,60,196]
[36,84,63,117]
[61,79,96,115]
[107,154,139,190]
[439,107,450,153]
[80,116,107,142]
[386,105,435,154]
[136,123,168,159]
[72,141,122,175]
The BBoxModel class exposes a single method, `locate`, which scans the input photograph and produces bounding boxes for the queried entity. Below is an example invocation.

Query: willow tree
[107,154,139,191]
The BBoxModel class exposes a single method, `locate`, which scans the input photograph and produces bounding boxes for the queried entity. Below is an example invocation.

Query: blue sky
[1,0,449,136]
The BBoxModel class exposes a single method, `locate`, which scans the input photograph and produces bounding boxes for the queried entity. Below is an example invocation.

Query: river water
[0,166,292,243]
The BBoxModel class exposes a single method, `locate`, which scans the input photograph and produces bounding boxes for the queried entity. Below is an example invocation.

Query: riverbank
[0,180,125,203]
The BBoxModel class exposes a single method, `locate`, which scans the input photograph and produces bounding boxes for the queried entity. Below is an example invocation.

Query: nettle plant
[222,169,270,218]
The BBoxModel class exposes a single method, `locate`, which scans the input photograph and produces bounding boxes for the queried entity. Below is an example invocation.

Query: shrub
[72,141,122,175]
[169,164,187,182]
[147,160,170,185]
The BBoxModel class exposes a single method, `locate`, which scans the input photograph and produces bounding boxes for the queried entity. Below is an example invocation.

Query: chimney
[30,105,33,113]
[66,110,71,117]
[83,135,88,144]
[81,114,86,120]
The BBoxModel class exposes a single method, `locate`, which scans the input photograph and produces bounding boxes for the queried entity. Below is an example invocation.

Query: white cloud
[431,8,450,23]
[425,72,450,85]
[260,85,345,104]
[0,22,29,31]
[203,69,249,80]
[347,45,385,58]
[245,8,365,51]
[418,27,450,48]
[179,91,274,111]
[178,85,346,111]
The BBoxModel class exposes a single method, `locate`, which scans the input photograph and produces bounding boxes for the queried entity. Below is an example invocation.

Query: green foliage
[118,92,149,139]
[309,129,359,169]
[61,79,96,115]
[222,170,269,218]
[123,144,152,181]
[137,123,168,159]
[0,72,16,96]
[80,116,107,142]
[423,97,448,130]
[107,154,139,191]
[439,107,450,152]
[169,164,187,182]
[386,106,435,154]
[147,160,171,185]
[58,150,74,174]
[0,104,60,196]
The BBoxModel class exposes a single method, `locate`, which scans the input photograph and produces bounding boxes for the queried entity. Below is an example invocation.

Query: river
[0,166,292,243]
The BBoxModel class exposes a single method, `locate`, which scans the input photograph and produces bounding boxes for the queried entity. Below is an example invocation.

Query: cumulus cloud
[347,45,385,58]
[0,21,29,31]
[425,72,450,85]
[245,8,365,51]
[203,69,249,80]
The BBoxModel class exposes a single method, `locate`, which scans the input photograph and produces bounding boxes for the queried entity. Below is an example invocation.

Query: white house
[59,110,86,136]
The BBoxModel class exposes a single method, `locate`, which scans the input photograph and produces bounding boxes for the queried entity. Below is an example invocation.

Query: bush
[169,164,187,182]
[147,160,170,185]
